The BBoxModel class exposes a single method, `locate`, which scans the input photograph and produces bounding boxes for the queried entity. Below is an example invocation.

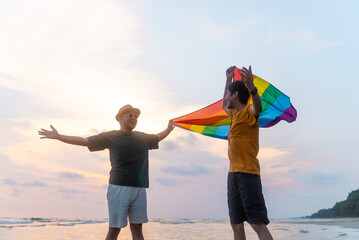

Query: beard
[227,101,235,109]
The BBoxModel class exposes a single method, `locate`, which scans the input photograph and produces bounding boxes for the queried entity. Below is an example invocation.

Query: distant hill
[310,189,359,218]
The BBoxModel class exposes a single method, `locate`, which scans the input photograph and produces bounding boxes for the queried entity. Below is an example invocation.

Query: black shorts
[227,172,270,225]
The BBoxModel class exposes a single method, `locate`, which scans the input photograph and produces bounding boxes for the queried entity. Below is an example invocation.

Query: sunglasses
[123,113,139,119]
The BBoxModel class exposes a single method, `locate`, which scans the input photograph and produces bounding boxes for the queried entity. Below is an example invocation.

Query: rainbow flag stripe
[172,68,297,139]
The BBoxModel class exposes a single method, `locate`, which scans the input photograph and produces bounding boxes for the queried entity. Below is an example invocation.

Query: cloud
[176,132,199,147]
[172,6,260,43]
[59,188,86,194]
[0,78,68,120]
[288,28,342,52]
[161,140,177,151]
[88,128,101,135]
[90,154,108,163]
[288,193,318,199]
[0,86,28,119]
[162,164,212,176]
[0,0,156,125]
[0,154,11,164]
[11,188,23,197]
[303,171,347,185]
[4,178,47,187]
[263,27,343,53]
[3,178,18,186]
[258,148,290,160]
[202,138,228,159]
[0,87,32,145]
[23,181,47,187]
[58,187,86,200]
[155,177,183,187]
[165,131,228,160]
[58,171,84,179]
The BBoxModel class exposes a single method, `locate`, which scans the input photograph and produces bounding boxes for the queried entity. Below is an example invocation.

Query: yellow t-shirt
[228,104,260,175]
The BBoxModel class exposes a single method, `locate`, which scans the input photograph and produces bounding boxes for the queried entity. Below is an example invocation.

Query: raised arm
[223,65,236,115]
[240,66,262,116]
[38,125,90,147]
[156,120,175,142]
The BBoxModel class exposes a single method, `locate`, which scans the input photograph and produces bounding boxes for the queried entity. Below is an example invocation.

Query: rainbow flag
[172,67,297,139]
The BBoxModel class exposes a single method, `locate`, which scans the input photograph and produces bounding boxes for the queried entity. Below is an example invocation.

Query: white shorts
[107,184,148,228]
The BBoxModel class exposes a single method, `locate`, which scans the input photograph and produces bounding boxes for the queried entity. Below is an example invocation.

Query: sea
[1,217,359,240]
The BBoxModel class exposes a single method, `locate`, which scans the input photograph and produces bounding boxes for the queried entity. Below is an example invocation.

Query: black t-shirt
[87,130,159,188]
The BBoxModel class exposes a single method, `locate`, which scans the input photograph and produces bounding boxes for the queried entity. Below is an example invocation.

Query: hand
[38,125,60,139]
[168,120,175,131]
[226,65,236,79]
[240,65,255,91]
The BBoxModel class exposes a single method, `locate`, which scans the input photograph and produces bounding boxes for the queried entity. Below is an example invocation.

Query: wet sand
[281,218,359,229]
[2,218,359,239]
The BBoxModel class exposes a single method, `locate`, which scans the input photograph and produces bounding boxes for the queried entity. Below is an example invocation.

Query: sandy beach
[1,218,359,240]
[281,218,359,229]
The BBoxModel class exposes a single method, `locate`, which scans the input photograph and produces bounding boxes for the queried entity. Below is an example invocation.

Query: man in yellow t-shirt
[223,66,273,240]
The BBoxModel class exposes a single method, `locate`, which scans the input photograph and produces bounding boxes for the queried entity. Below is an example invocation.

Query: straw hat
[115,104,140,122]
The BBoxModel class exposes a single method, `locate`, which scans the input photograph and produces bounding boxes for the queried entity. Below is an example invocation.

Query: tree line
[310,188,359,218]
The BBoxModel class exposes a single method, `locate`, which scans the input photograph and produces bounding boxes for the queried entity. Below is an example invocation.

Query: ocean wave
[0,220,33,225]
[0,218,108,228]
[272,227,290,231]
[149,218,227,224]
[0,217,228,228]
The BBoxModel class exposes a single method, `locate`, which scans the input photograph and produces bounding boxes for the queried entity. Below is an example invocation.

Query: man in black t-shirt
[39,104,174,240]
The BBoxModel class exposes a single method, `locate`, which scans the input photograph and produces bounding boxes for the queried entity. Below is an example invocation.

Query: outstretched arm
[223,66,236,115]
[38,125,90,147]
[240,66,262,116]
[157,120,175,142]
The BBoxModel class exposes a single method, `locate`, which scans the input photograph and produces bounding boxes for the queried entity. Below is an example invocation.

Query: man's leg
[128,188,147,240]
[130,224,144,240]
[251,222,273,240]
[231,223,246,240]
[239,173,272,240]
[105,227,121,240]
[228,173,247,240]
[107,185,131,240]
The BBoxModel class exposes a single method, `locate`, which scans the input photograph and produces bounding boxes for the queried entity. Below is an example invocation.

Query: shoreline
[2,218,359,240]
[278,218,359,229]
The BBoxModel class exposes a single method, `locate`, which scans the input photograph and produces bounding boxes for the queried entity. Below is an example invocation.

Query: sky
[1,0,359,220]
